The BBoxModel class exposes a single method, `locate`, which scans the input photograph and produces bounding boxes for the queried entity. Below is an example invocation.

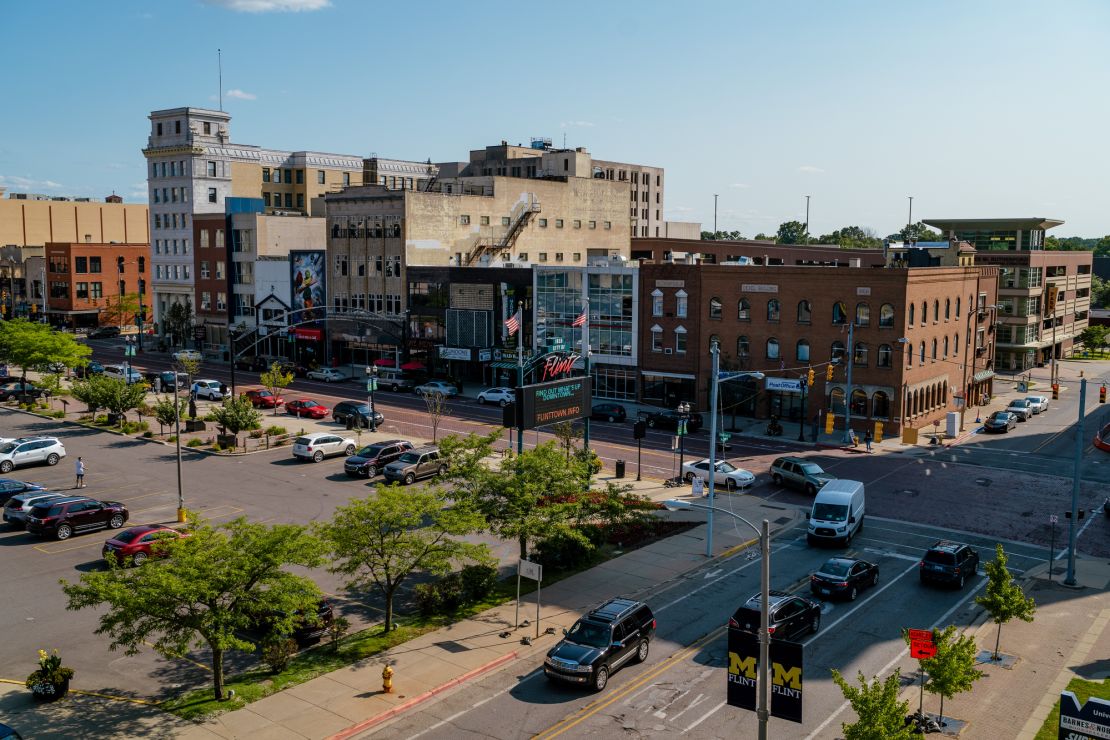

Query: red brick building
[631,237,887,267]
[193,215,229,347]
[45,242,151,329]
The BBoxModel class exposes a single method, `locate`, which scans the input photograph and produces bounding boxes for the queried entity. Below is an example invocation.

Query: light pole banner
[727,627,805,724]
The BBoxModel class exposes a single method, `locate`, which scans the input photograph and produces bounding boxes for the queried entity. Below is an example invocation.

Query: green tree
[818,226,884,249]
[318,485,489,632]
[100,292,142,329]
[37,372,64,409]
[701,230,744,241]
[975,544,1036,660]
[210,394,263,438]
[152,395,188,435]
[894,221,944,243]
[1091,275,1110,309]
[62,515,325,700]
[0,319,91,386]
[913,625,983,728]
[1078,325,1108,355]
[70,375,113,413]
[259,362,294,416]
[100,377,149,426]
[776,220,809,245]
[753,232,774,241]
[550,421,582,460]
[830,668,916,740]
[163,299,194,348]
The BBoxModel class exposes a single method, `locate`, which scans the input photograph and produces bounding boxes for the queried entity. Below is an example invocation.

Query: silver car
[1006,398,1033,421]
[292,433,357,463]
[4,492,66,528]
[1025,395,1049,414]
[0,437,67,473]
[415,380,459,397]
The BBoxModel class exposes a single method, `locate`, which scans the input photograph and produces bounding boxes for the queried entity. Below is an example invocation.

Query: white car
[173,350,202,362]
[681,458,756,491]
[1025,395,1049,414]
[0,437,67,474]
[292,432,357,463]
[306,368,347,383]
[192,380,224,401]
[477,387,515,407]
[1006,398,1033,421]
[102,364,144,385]
[415,380,459,397]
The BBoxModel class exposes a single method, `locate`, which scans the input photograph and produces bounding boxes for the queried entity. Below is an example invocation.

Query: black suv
[638,409,703,433]
[332,400,384,429]
[25,496,129,540]
[344,440,414,478]
[729,590,821,641]
[919,541,980,589]
[545,598,656,692]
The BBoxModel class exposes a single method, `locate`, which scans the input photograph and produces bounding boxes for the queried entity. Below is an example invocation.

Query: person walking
[864,428,873,453]
[74,457,86,488]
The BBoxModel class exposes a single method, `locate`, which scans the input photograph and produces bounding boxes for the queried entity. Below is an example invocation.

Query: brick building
[45,242,151,329]
[630,237,888,267]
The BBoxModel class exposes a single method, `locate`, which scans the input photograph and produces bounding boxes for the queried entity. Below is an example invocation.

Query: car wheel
[392,384,400,392]
[726,479,736,491]
[608,415,616,422]
[437,465,447,476]
[805,483,817,496]
[313,451,324,463]
[647,419,657,428]
[685,472,696,483]
[132,552,148,566]
[109,514,124,529]
[871,572,879,587]
[806,534,816,546]
[500,399,509,408]
[343,444,356,456]
[810,613,821,634]
[404,473,415,485]
[56,523,72,540]
[593,666,609,692]
[848,586,858,601]
[365,465,377,478]
[845,530,852,546]
[0,461,12,473]
[635,639,649,663]
[772,473,783,486]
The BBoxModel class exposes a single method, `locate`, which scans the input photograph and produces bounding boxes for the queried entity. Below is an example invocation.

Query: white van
[806,479,865,546]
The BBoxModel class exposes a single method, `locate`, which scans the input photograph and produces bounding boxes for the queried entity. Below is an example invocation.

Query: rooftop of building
[149,106,230,120]
[923,217,1064,231]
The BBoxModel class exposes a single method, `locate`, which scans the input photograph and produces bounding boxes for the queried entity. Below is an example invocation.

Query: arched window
[919,342,925,363]
[931,338,938,360]
[767,299,781,322]
[956,297,961,317]
[943,336,949,357]
[933,300,940,322]
[709,297,722,320]
[945,298,951,320]
[879,303,895,328]
[737,336,750,359]
[872,391,891,419]
[909,303,915,325]
[877,344,893,368]
[832,301,848,325]
[831,340,846,361]
[850,389,868,416]
[953,333,959,356]
[650,325,662,352]
[797,300,812,324]
[766,338,780,359]
[830,387,846,415]
[855,303,870,326]
[921,301,928,324]
[796,339,810,362]
[853,342,868,366]
[737,298,750,321]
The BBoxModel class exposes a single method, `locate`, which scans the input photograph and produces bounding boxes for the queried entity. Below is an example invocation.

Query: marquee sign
[537,353,581,384]
[506,377,592,431]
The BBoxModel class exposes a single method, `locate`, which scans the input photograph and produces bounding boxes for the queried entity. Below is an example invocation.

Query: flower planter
[185,419,207,432]
[30,677,69,702]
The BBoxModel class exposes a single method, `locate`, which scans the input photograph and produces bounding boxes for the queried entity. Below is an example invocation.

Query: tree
[818,226,884,250]
[550,421,582,460]
[421,389,451,443]
[894,221,944,243]
[830,668,916,740]
[1078,325,1108,355]
[100,292,142,329]
[174,355,201,418]
[163,299,194,348]
[753,232,774,241]
[100,377,148,426]
[318,485,489,632]
[71,375,113,413]
[210,394,263,438]
[1091,275,1110,309]
[701,230,744,241]
[975,544,1036,660]
[37,373,63,409]
[0,319,91,386]
[908,625,983,728]
[62,515,325,700]
[152,395,188,435]
[259,362,294,416]
[776,220,809,245]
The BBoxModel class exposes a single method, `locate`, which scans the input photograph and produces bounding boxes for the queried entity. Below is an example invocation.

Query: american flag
[572,310,587,327]
[504,309,521,336]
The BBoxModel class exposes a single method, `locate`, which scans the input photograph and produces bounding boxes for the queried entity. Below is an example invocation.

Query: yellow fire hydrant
[382,664,394,694]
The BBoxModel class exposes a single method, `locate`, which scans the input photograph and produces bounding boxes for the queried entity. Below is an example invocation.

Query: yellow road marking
[533,626,724,739]
[143,642,212,672]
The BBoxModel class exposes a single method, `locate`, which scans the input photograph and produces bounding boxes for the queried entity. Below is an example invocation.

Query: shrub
[94,414,109,424]
[202,412,218,422]
[412,582,443,617]
[249,429,264,439]
[265,425,287,436]
[166,435,178,443]
[459,564,497,603]
[51,410,65,419]
[532,533,595,572]
[260,636,298,674]
[412,567,495,618]
[142,431,154,438]
[327,616,350,653]
[185,438,204,448]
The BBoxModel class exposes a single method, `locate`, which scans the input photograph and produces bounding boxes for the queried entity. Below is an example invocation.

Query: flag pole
[581,296,591,484]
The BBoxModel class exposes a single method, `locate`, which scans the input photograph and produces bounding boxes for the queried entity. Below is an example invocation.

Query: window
[737,297,750,320]
[931,338,938,361]
[90,282,103,298]
[651,289,663,317]
[850,389,868,417]
[343,172,350,186]
[797,300,811,323]
[796,339,810,362]
[208,188,217,203]
[555,219,564,228]
[296,169,304,184]
[709,297,722,319]
[89,257,102,273]
[75,282,88,299]
[737,336,750,359]
[921,301,928,324]
[853,342,868,366]
[284,193,292,208]
[879,303,894,328]
[573,252,581,261]
[207,161,216,177]
[604,221,612,230]
[830,387,846,415]
[955,297,961,317]
[502,216,511,226]
[933,300,940,322]
[262,168,271,183]
[216,292,226,310]
[215,229,224,248]
[832,301,848,324]
[480,216,490,225]
[573,220,581,229]
[943,336,949,357]
[317,170,325,184]
[831,340,846,361]
[555,252,564,261]
[538,218,548,227]
[651,325,662,352]
[183,265,190,280]
[538,252,548,262]
[203,121,211,135]
[156,122,162,136]
[459,215,470,225]
[589,220,596,229]
[200,291,212,310]
[175,120,181,134]
[75,257,88,274]
[766,338,780,359]
[675,326,687,353]
[767,299,781,322]
[945,298,951,320]
[909,303,915,325]
[855,303,870,326]
[675,290,687,318]
[919,342,926,363]
[200,261,210,279]
[296,193,304,209]
[335,254,348,277]
[872,391,891,419]
[877,344,892,367]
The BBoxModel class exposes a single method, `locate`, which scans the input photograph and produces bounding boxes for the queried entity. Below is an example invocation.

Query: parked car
[25,495,129,540]
[638,408,703,432]
[332,400,383,428]
[590,403,627,422]
[102,364,144,384]
[0,722,23,740]
[415,380,459,397]
[103,524,187,566]
[173,349,202,362]
[544,598,656,692]
[344,442,413,480]
[286,398,329,419]
[681,459,756,491]
[87,326,121,339]
[770,456,834,495]
[983,410,1017,433]
[305,367,347,383]
[248,598,334,646]
[810,557,879,601]
[0,437,66,473]
[919,540,980,589]
[192,380,224,401]
[245,389,285,409]
[376,367,417,392]
[476,387,515,407]
[74,361,105,378]
[145,370,188,391]
[4,491,65,528]
[383,446,446,484]
[0,382,47,401]
[1025,395,1050,414]
[292,433,357,463]
[234,355,270,371]
[729,590,821,641]
[1006,398,1033,421]
[0,478,47,507]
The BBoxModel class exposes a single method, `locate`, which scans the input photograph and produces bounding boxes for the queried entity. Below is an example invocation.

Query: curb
[327,651,519,740]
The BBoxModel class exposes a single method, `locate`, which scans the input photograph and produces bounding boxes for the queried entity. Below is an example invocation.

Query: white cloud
[797,165,825,173]
[560,120,595,128]
[225,89,257,101]
[204,0,330,12]
[0,175,65,191]
[729,182,750,189]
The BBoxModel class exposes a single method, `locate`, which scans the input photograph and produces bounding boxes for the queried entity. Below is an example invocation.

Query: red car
[245,389,285,409]
[286,399,329,419]
[102,524,187,566]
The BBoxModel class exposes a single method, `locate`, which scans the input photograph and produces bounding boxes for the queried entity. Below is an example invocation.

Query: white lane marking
[668,691,711,723]
[684,700,727,733]
[704,569,723,580]
[652,688,689,718]
[802,562,919,648]
[804,575,987,740]
[861,547,920,563]
[866,515,1060,556]
[655,541,795,614]
[401,668,542,740]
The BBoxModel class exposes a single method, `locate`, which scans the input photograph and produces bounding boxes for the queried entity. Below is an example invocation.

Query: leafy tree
[100,292,142,329]
[551,420,582,460]
[163,299,194,348]
[701,230,745,241]
[1078,325,1108,355]
[975,544,1036,660]
[210,394,263,437]
[421,389,451,442]
[893,221,944,243]
[776,220,809,245]
[259,362,294,416]
[753,232,774,241]
[0,319,91,386]
[818,226,883,250]
[1091,275,1110,309]
[100,377,149,426]
[71,375,113,413]
[152,395,188,435]
[37,373,63,409]
[318,485,489,632]
[62,515,325,701]
[910,625,983,728]
[830,668,916,740]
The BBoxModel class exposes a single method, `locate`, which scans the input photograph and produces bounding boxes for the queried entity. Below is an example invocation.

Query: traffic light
[138,278,146,296]
[30,303,36,315]
[1101,385,1107,404]
[1052,383,1060,400]
[633,420,647,440]
[807,368,815,386]
[826,365,834,381]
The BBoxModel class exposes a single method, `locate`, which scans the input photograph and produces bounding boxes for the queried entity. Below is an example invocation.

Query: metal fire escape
[464,195,541,266]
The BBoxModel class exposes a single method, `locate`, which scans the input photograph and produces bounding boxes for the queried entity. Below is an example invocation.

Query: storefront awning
[400,361,426,371]
[972,370,996,383]
[373,358,396,367]
[490,361,519,369]
[293,328,322,341]
[641,370,696,380]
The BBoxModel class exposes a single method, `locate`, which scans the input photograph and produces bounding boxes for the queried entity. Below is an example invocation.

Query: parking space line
[0,678,156,705]
[143,641,211,672]
[802,562,919,648]
[683,699,726,733]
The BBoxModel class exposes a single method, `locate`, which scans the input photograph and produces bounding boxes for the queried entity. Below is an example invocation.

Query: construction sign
[908,628,936,659]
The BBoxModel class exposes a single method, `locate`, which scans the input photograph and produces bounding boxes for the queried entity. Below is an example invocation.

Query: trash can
[615,459,625,479]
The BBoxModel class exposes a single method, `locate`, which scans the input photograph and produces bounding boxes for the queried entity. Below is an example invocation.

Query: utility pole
[713,194,718,235]
[706,340,719,557]
[1064,379,1086,586]
[804,195,811,241]
[907,196,914,229]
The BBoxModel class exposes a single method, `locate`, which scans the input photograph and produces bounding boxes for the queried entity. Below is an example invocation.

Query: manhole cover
[975,478,992,487]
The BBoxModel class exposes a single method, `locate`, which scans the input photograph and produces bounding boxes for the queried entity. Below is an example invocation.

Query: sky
[3,0,1109,238]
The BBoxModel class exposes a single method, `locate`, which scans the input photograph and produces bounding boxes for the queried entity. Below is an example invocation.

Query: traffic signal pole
[706,340,720,558]
[1065,378,1086,586]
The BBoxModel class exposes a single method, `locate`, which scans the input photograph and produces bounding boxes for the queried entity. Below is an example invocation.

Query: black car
[249,598,334,646]
[919,541,980,589]
[545,598,656,692]
[234,355,272,372]
[144,370,188,391]
[0,479,48,507]
[344,439,414,478]
[332,400,385,429]
[810,557,879,601]
[983,411,1017,433]
[74,361,105,379]
[591,403,627,423]
[25,496,129,540]
[638,409,703,433]
[87,326,121,339]
[729,591,821,641]
[0,383,46,401]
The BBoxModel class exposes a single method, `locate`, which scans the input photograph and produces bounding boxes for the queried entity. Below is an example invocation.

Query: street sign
[518,559,542,582]
[908,628,936,659]
[1059,691,1110,740]
[365,378,378,392]
[719,432,732,442]
[765,377,802,393]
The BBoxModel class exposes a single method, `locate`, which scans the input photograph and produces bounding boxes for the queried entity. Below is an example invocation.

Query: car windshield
[990,412,1009,421]
[113,529,143,544]
[397,452,421,464]
[1026,397,1041,404]
[717,462,737,473]
[0,443,16,453]
[820,560,852,577]
[1010,400,1029,408]
[351,403,370,412]
[357,445,385,457]
[799,463,825,475]
[566,620,611,648]
[302,400,319,407]
[812,503,849,522]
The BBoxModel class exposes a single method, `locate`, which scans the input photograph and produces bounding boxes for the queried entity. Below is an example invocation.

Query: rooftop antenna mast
[218,48,223,111]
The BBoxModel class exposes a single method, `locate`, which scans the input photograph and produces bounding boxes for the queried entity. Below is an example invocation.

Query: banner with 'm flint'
[726,627,804,724]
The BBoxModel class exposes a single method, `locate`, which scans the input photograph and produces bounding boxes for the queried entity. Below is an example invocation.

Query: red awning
[372,358,396,367]
[400,361,425,371]
[293,328,322,341]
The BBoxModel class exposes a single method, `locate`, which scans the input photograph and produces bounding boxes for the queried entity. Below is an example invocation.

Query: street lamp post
[676,401,691,480]
[365,365,379,432]
[172,363,186,523]
[664,499,771,740]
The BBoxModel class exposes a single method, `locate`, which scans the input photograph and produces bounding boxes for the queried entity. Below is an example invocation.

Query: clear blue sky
[4,0,1109,237]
